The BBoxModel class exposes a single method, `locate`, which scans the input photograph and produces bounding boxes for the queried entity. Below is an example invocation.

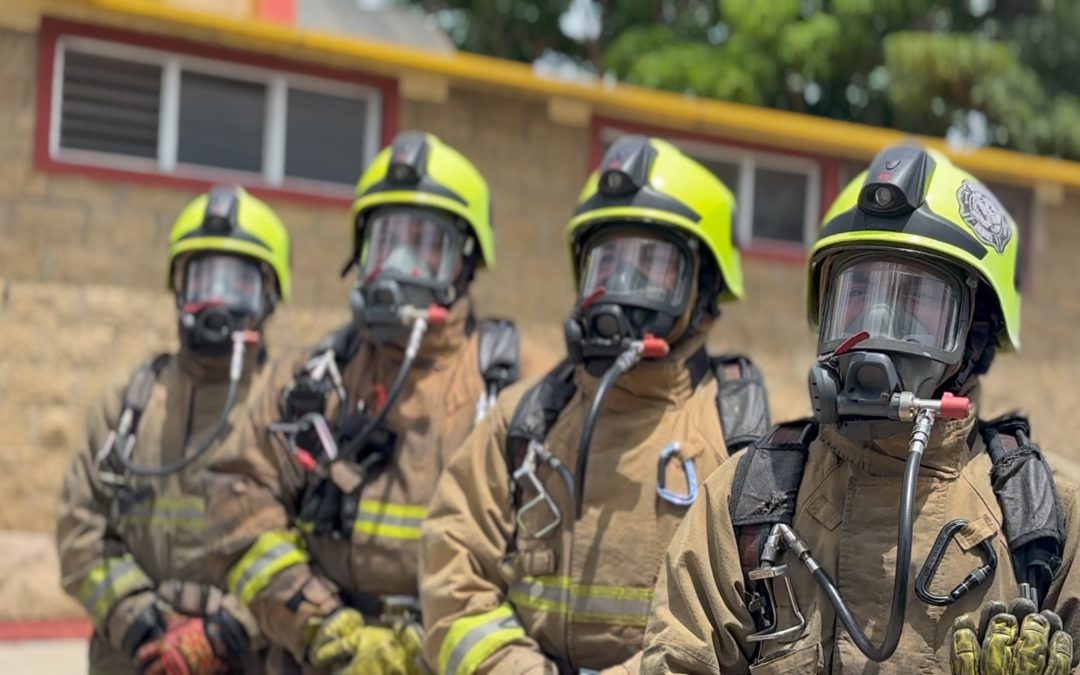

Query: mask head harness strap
[943,283,1002,394]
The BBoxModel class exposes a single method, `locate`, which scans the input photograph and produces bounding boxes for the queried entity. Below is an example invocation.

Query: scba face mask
[178,254,266,353]
[809,253,973,424]
[565,229,694,376]
[350,208,470,341]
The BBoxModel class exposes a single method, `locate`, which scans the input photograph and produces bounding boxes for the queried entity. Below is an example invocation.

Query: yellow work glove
[308,608,366,667]
[332,619,427,675]
[950,598,1073,675]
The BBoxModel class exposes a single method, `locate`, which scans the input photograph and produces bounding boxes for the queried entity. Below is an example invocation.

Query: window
[49,35,383,192]
[59,50,160,158]
[598,129,821,249]
[177,72,265,173]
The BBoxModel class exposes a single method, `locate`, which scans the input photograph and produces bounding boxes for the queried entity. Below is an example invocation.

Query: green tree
[393,0,1080,160]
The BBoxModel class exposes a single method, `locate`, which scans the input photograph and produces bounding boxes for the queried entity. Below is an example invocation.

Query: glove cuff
[121,603,165,661]
[205,609,251,664]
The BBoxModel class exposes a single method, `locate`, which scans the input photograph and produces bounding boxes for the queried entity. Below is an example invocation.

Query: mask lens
[580,234,689,311]
[182,255,264,315]
[821,257,962,353]
[360,211,460,285]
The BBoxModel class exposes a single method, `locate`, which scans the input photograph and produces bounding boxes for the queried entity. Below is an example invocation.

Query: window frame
[37,17,398,206]
[596,123,823,258]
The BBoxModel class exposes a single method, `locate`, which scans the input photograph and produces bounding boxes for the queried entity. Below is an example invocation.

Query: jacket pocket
[749,642,824,675]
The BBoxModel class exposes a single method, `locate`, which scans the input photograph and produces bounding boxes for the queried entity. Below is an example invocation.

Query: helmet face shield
[359,208,464,290]
[180,254,265,316]
[579,231,691,315]
[820,255,965,360]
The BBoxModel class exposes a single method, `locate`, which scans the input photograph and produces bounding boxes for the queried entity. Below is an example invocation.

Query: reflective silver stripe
[444,610,524,675]
[509,578,653,624]
[231,542,296,599]
[355,510,424,530]
[83,558,141,615]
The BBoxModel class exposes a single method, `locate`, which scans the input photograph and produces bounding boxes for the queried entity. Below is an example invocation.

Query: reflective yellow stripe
[77,554,154,624]
[353,500,427,541]
[439,603,525,675]
[118,497,206,528]
[226,530,308,606]
[508,576,653,626]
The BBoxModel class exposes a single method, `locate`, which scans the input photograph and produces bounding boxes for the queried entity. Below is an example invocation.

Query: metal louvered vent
[59,49,161,159]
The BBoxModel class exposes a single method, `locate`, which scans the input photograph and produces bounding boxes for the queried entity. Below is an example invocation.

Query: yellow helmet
[350,132,494,269]
[810,144,1022,350]
[567,136,744,305]
[168,185,292,302]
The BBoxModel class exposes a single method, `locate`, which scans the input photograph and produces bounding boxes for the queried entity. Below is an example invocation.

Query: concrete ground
[1,638,87,674]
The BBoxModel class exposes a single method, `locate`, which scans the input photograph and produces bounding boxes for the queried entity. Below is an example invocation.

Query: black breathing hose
[337,316,429,460]
[573,347,642,519]
[117,333,251,477]
[793,408,934,662]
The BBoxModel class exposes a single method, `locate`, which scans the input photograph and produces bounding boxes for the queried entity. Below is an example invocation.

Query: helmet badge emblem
[957,180,1012,254]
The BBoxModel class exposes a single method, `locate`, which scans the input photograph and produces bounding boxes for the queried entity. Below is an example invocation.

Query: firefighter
[57,185,290,674]
[643,144,1080,674]
[418,135,770,675]
[203,132,547,674]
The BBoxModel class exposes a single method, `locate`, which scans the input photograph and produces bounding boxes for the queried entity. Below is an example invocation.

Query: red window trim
[35,17,400,208]
[589,115,843,264]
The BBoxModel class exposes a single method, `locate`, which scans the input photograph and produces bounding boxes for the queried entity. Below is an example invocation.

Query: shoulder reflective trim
[508,576,653,627]
[438,603,525,675]
[353,500,427,541]
[77,554,154,624]
[227,530,308,606]
[119,497,205,528]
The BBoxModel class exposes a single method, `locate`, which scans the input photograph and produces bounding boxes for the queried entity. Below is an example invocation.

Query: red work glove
[135,615,227,675]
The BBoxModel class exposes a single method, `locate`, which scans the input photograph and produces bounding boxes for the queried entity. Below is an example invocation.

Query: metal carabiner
[513,440,572,539]
[915,518,998,606]
[656,443,698,507]
[745,524,807,643]
[746,564,807,642]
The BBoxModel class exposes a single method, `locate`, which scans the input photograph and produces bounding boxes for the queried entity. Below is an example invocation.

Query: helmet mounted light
[387,132,428,186]
[203,185,241,234]
[858,145,934,217]
[598,138,655,197]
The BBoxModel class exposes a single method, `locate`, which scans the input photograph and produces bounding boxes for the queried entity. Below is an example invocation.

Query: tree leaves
[392,0,1080,160]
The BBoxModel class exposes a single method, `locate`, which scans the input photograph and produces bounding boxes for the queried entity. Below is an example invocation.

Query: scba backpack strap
[712,354,771,453]
[981,413,1065,606]
[476,318,521,421]
[95,353,173,482]
[282,323,362,423]
[505,359,578,491]
[727,419,816,632]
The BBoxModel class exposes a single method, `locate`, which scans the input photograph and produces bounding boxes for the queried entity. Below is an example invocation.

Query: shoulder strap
[729,421,815,581]
[980,413,1065,606]
[476,317,521,396]
[505,360,577,474]
[98,354,171,478]
[283,323,361,424]
[122,353,171,417]
[314,322,363,369]
[728,419,815,631]
[711,354,771,453]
